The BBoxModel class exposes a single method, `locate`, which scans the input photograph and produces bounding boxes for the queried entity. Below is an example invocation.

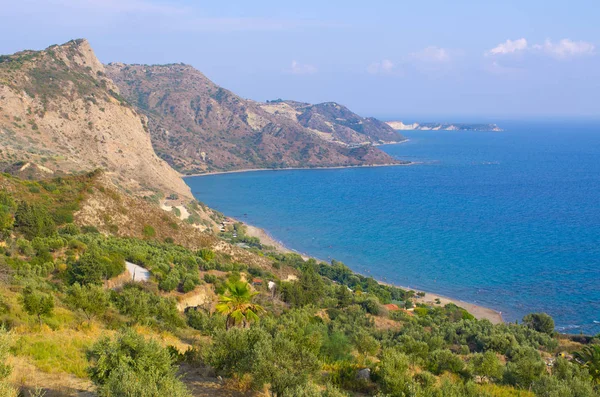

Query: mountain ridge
[105,62,406,174]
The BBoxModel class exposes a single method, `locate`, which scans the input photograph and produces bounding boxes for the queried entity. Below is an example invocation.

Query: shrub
[159,273,179,292]
[21,287,54,325]
[203,274,217,284]
[81,225,99,234]
[65,283,109,320]
[14,202,56,239]
[182,278,195,293]
[68,248,125,285]
[503,347,545,388]
[112,284,184,329]
[359,297,380,315]
[522,313,555,335]
[376,348,412,396]
[470,351,503,382]
[186,309,225,335]
[427,349,465,375]
[198,248,214,262]
[142,225,156,238]
[88,330,190,397]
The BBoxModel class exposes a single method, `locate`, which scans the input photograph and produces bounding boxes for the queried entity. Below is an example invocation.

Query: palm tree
[574,345,600,383]
[216,280,265,330]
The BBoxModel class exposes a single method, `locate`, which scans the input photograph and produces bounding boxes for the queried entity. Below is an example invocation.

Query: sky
[1,0,599,120]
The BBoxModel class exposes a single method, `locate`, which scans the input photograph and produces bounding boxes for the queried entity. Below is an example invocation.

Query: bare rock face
[106,63,406,174]
[0,39,191,199]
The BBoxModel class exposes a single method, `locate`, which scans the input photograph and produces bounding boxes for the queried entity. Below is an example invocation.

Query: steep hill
[0,39,191,199]
[106,63,405,174]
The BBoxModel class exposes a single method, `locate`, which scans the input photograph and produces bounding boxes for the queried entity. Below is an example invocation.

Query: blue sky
[2,0,599,120]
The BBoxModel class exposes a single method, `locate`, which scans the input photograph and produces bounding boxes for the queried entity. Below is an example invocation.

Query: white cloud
[533,39,595,58]
[486,38,528,56]
[289,60,317,75]
[409,46,451,63]
[367,59,396,74]
[486,38,595,59]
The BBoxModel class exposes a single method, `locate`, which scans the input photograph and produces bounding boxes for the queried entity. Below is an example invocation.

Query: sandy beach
[181,162,414,178]
[242,220,504,324]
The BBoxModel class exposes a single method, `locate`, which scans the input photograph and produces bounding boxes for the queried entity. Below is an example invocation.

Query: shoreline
[182,161,414,178]
[240,219,504,324]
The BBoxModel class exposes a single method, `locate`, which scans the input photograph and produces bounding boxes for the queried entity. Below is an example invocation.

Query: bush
[81,225,99,234]
[427,349,465,375]
[182,278,195,293]
[522,313,555,335]
[21,287,54,325]
[503,347,545,388]
[376,348,413,395]
[203,274,217,284]
[14,202,56,239]
[88,330,190,397]
[112,284,184,329]
[470,351,503,382]
[65,283,109,320]
[68,248,125,285]
[186,309,225,335]
[142,225,156,238]
[359,297,380,315]
[198,248,214,262]
[159,273,179,292]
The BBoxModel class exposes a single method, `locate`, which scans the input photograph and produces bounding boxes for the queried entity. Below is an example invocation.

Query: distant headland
[386,121,503,132]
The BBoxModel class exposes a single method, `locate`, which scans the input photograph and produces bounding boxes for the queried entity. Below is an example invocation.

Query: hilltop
[0,39,191,199]
[106,63,405,174]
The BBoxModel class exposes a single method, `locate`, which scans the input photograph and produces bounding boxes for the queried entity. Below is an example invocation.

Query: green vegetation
[88,330,190,397]
[216,280,265,329]
[575,345,600,383]
[0,172,598,396]
[523,312,556,335]
[64,283,109,320]
[21,287,54,326]
[0,329,17,397]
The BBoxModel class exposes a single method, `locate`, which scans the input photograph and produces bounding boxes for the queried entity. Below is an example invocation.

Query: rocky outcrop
[106,63,405,174]
[0,39,191,199]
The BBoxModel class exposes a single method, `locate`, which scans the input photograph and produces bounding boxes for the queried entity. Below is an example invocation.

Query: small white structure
[126,261,151,282]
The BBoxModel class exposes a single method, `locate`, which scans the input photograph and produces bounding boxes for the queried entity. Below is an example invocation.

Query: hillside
[0,171,598,397]
[106,63,405,174]
[0,39,191,199]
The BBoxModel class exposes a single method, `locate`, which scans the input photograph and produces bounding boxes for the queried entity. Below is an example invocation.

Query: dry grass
[11,327,100,378]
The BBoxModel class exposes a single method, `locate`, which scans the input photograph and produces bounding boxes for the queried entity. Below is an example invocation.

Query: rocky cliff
[106,63,405,174]
[0,39,191,199]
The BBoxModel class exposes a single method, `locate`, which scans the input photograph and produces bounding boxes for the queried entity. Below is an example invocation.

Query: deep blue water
[186,121,600,334]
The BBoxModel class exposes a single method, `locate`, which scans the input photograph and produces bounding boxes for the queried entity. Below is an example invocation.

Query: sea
[185,120,600,334]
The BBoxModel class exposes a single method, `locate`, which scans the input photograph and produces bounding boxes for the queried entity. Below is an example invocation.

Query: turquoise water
[186,121,600,334]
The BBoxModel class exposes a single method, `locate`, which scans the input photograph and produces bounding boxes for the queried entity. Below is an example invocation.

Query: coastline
[181,161,414,178]
[241,219,504,324]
